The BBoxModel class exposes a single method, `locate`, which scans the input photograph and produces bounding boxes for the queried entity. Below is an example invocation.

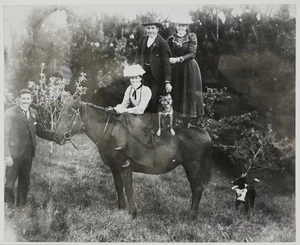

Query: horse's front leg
[121,166,137,218]
[111,169,126,210]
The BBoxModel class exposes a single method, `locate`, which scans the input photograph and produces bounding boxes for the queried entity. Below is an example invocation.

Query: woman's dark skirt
[171,59,204,118]
[111,113,155,167]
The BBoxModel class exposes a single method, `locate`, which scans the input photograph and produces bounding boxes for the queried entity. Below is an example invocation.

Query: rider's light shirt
[114,85,152,115]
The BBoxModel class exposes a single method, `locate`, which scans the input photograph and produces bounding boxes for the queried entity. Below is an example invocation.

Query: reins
[103,113,111,133]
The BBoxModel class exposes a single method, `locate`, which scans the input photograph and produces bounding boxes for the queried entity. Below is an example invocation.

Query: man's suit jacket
[135,33,172,84]
[4,105,54,159]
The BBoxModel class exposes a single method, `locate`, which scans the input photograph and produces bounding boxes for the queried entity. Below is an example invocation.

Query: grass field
[4,134,295,242]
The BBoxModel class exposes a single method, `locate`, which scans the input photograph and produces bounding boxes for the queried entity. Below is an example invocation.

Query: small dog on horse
[156,93,175,136]
[231,173,260,214]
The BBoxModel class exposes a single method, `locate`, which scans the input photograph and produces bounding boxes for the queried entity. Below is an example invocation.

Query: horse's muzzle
[53,136,58,143]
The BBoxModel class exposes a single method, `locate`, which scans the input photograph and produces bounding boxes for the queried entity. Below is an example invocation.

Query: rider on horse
[108,65,155,168]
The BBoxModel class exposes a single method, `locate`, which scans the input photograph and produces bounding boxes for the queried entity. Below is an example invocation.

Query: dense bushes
[201,87,294,174]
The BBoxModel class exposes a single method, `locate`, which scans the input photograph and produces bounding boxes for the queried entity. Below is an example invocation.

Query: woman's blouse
[114,85,152,115]
[168,32,198,61]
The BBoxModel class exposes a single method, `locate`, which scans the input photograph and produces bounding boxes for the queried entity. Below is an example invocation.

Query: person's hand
[114,107,127,114]
[169,57,178,64]
[165,82,172,93]
[5,156,13,167]
[106,106,114,112]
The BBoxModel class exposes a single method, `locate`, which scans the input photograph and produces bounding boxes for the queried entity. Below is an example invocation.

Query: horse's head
[54,97,83,145]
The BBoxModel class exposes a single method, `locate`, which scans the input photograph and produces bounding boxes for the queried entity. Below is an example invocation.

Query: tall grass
[5,134,295,242]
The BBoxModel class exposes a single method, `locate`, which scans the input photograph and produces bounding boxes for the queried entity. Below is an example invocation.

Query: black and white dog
[231,173,260,214]
[156,93,175,136]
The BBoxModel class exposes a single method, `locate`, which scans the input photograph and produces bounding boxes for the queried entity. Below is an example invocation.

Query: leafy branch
[28,63,72,131]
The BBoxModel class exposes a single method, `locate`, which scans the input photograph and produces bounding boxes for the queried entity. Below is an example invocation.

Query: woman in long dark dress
[167,16,204,126]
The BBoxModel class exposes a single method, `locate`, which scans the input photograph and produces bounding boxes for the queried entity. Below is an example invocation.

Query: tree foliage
[5,5,295,99]
[28,63,73,131]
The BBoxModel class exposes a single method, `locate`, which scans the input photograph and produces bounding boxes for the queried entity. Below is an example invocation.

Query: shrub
[201,88,294,173]
[28,63,72,131]
[28,63,88,131]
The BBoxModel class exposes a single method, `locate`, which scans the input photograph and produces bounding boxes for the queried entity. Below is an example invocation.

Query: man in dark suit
[4,89,55,207]
[135,17,172,113]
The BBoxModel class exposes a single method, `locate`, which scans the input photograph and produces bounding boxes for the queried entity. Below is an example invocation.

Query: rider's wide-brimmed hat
[123,64,146,77]
[142,16,163,28]
[171,15,193,24]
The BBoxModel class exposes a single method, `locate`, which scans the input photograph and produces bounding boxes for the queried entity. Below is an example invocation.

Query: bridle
[63,107,84,150]
[62,103,111,150]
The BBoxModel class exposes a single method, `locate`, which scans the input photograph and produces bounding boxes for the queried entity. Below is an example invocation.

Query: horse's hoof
[188,211,197,220]
[118,204,126,210]
[170,129,175,136]
[156,130,161,136]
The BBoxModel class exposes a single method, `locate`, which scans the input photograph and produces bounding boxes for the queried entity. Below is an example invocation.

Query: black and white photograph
[1,0,297,243]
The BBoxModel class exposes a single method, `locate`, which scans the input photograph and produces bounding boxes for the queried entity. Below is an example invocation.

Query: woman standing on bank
[168,15,204,126]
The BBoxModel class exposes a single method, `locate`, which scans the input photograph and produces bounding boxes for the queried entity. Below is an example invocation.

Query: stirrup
[115,147,122,151]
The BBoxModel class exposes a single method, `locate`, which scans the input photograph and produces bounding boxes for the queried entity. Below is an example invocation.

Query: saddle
[105,107,180,167]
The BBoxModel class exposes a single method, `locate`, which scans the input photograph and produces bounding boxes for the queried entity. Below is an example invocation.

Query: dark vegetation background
[3,4,296,242]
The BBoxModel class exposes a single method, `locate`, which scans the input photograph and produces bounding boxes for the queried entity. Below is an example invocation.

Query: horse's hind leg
[111,169,126,210]
[121,166,137,218]
[183,161,204,220]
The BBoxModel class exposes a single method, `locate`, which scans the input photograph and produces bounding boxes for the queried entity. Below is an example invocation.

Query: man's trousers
[5,144,34,206]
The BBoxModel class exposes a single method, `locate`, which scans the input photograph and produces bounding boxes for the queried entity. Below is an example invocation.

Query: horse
[53,97,212,219]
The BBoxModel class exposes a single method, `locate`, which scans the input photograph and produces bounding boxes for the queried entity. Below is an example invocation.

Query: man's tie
[23,110,30,119]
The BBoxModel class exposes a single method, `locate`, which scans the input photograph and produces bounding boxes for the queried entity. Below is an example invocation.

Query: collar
[131,83,142,90]
[176,31,187,38]
[172,33,189,45]
[147,34,158,47]
[19,105,30,112]
[148,34,158,40]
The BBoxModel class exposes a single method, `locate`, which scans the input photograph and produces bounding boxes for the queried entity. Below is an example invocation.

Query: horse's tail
[199,137,212,185]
